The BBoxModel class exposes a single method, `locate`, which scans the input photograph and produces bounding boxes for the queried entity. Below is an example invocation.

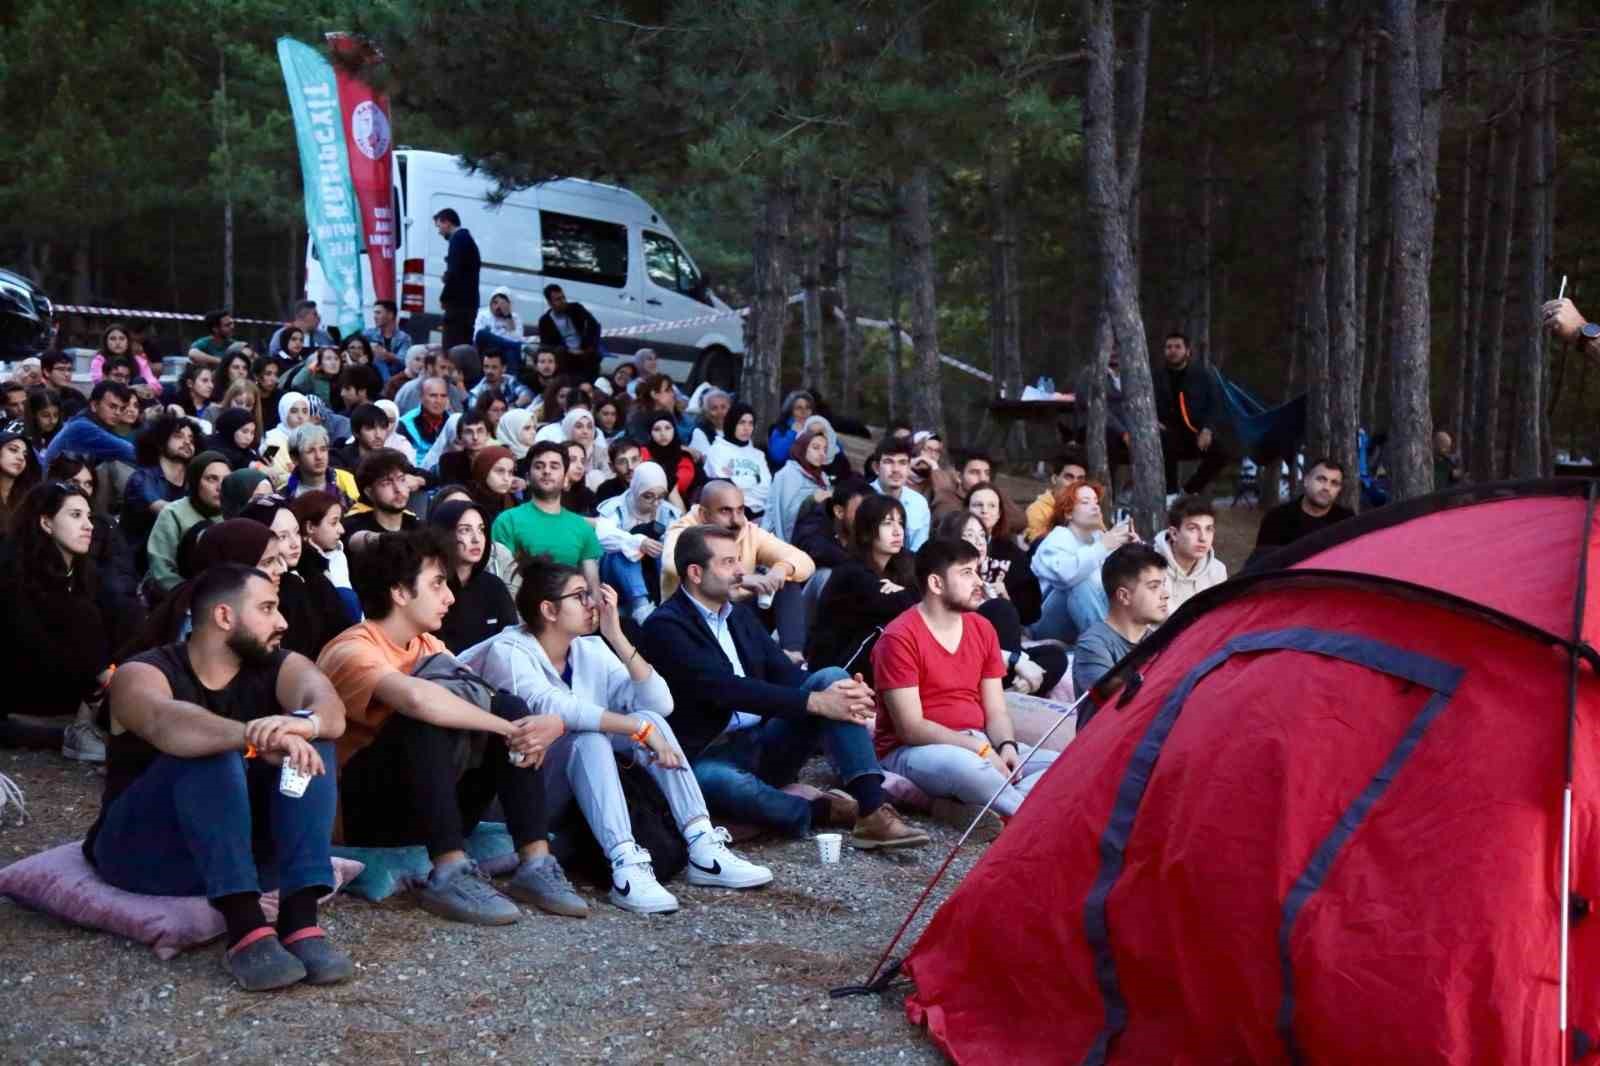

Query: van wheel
[691,346,741,393]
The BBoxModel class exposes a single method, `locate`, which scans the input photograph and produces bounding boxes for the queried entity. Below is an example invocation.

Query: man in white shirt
[870,438,931,551]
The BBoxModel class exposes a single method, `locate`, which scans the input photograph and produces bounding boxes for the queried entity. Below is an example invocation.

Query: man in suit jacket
[434,208,481,349]
[639,524,928,851]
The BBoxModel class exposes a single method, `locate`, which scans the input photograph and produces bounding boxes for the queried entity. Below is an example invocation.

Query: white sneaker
[686,826,773,889]
[62,721,107,764]
[608,843,679,914]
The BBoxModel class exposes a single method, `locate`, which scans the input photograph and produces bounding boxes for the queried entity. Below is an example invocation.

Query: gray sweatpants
[880,730,1059,818]
[561,710,710,858]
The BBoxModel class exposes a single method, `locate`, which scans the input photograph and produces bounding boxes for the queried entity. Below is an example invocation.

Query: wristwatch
[291,708,319,740]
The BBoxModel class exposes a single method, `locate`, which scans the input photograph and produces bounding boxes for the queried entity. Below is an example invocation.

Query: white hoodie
[1152,528,1228,612]
[704,435,773,514]
[473,286,523,340]
[461,627,674,733]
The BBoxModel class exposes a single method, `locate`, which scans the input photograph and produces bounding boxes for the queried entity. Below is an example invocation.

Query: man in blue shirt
[362,299,412,382]
[44,381,136,467]
[870,437,931,551]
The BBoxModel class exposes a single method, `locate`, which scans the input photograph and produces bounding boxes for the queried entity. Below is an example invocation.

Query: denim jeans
[1033,579,1109,644]
[91,743,338,899]
[474,329,526,377]
[600,551,650,606]
[692,667,881,837]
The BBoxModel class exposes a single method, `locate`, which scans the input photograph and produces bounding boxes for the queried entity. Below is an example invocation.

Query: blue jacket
[441,228,481,310]
[637,589,811,759]
[43,410,135,467]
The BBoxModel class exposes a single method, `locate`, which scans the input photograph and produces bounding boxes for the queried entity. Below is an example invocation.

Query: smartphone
[1114,507,1132,527]
[263,444,281,461]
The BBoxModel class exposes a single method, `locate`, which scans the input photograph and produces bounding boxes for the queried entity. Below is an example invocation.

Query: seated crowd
[2,308,1364,993]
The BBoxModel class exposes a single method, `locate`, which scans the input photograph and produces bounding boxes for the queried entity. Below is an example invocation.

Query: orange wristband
[244,743,258,759]
[631,720,654,744]
[976,742,992,759]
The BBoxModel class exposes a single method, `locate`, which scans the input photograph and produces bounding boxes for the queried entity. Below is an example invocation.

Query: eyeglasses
[556,588,594,605]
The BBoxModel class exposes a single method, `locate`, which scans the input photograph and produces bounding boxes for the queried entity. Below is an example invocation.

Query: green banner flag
[277,36,363,337]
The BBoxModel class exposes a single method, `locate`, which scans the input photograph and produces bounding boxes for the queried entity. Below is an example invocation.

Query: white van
[304,148,744,389]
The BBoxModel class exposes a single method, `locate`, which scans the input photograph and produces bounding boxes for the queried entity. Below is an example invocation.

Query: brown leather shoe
[820,788,860,828]
[850,803,931,850]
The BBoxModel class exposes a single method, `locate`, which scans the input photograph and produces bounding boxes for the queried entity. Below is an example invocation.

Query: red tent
[902,480,1600,1065]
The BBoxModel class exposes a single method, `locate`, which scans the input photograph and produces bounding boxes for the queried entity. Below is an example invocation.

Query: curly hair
[1048,477,1107,530]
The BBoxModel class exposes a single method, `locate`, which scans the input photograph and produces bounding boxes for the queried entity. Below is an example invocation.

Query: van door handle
[646,298,662,306]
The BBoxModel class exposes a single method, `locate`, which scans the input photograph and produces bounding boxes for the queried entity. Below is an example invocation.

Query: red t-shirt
[871,608,1005,758]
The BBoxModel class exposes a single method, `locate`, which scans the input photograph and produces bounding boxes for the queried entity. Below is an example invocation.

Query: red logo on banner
[326,33,395,304]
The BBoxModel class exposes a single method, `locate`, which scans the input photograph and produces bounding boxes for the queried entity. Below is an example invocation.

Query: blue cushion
[332,822,516,901]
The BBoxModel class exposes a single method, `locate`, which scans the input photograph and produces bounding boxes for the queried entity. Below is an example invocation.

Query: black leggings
[340,714,573,858]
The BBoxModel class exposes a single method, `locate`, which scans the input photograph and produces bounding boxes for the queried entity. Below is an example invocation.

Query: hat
[220,468,270,518]
[0,418,26,448]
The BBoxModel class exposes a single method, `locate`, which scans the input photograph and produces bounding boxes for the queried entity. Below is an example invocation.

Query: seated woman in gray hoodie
[463,556,772,918]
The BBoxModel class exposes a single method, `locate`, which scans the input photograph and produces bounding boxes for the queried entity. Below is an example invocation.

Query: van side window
[644,231,709,305]
[540,211,629,289]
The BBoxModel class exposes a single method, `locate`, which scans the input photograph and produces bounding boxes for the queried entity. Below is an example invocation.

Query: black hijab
[207,407,258,469]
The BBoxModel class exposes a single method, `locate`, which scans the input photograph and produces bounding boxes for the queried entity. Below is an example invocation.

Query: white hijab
[498,408,535,460]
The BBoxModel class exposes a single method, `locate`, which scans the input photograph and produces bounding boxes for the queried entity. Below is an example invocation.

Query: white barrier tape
[599,292,806,339]
[54,304,281,327]
[841,309,994,384]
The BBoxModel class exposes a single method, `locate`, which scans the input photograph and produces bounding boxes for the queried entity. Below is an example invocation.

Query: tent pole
[1562,785,1572,1045]
[837,690,1093,997]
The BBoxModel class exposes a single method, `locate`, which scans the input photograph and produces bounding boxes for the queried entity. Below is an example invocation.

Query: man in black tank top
[84,564,353,992]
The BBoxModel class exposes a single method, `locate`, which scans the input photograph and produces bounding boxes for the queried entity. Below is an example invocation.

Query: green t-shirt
[189,335,229,357]
[491,503,602,566]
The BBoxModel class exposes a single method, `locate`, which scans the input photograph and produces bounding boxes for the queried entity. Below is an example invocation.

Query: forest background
[1,0,1592,520]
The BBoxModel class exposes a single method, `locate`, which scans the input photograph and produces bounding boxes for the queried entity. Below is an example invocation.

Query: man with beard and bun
[121,414,198,558]
[146,451,231,592]
[85,564,353,992]
[491,441,603,597]
[344,450,421,549]
[873,538,1059,820]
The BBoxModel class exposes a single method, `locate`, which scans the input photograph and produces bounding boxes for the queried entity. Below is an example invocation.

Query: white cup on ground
[815,832,842,864]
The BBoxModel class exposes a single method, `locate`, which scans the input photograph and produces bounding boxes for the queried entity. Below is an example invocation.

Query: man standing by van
[537,285,604,382]
[434,209,481,349]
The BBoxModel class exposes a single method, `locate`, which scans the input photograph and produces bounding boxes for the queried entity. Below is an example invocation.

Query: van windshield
[644,231,708,305]
[541,211,628,289]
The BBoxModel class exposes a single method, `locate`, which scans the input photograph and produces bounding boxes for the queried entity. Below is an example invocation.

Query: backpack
[548,755,689,887]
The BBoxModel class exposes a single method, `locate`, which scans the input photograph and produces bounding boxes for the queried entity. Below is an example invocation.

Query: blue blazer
[638,589,810,759]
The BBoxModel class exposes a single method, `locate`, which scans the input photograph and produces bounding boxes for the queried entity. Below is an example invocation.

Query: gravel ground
[0,748,990,1066]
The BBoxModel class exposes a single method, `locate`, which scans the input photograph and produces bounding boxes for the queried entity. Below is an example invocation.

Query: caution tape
[53,305,282,327]
[600,306,750,339]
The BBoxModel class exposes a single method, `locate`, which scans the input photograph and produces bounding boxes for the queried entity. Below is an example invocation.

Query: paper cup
[278,763,311,799]
[815,832,842,864]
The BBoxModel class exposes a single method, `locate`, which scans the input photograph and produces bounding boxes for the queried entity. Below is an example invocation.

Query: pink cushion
[0,843,364,960]
[882,771,933,812]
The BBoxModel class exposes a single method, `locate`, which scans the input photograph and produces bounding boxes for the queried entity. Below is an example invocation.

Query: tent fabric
[902,481,1600,1065]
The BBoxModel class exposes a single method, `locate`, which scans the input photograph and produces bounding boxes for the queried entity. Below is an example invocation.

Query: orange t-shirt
[317,621,446,768]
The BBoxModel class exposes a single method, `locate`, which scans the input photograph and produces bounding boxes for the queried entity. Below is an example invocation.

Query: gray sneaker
[417,860,520,925]
[505,854,589,918]
[62,721,107,764]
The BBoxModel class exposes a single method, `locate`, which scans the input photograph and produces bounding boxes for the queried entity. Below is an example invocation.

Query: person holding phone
[1030,479,1139,643]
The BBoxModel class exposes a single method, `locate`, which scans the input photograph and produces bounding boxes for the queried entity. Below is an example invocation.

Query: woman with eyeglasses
[0,481,114,760]
[464,554,771,915]
[595,461,681,625]
[425,498,517,653]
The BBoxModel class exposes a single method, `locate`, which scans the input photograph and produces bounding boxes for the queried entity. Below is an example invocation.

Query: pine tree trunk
[1193,10,1217,365]
[902,164,944,434]
[1382,0,1446,501]
[1450,23,1474,448]
[1327,12,1365,510]
[1355,37,1379,382]
[886,189,903,423]
[1364,226,1390,427]
[801,196,826,398]
[1472,95,1520,484]
[1463,120,1493,471]
[219,43,234,311]
[746,173,792,431]
[1084,0,1163,535]
[1085,307,1112,485]
[987,141,1025,397]
[1511,3,1549,479]
[1300,0,1331,456]
[833,181,857,410]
